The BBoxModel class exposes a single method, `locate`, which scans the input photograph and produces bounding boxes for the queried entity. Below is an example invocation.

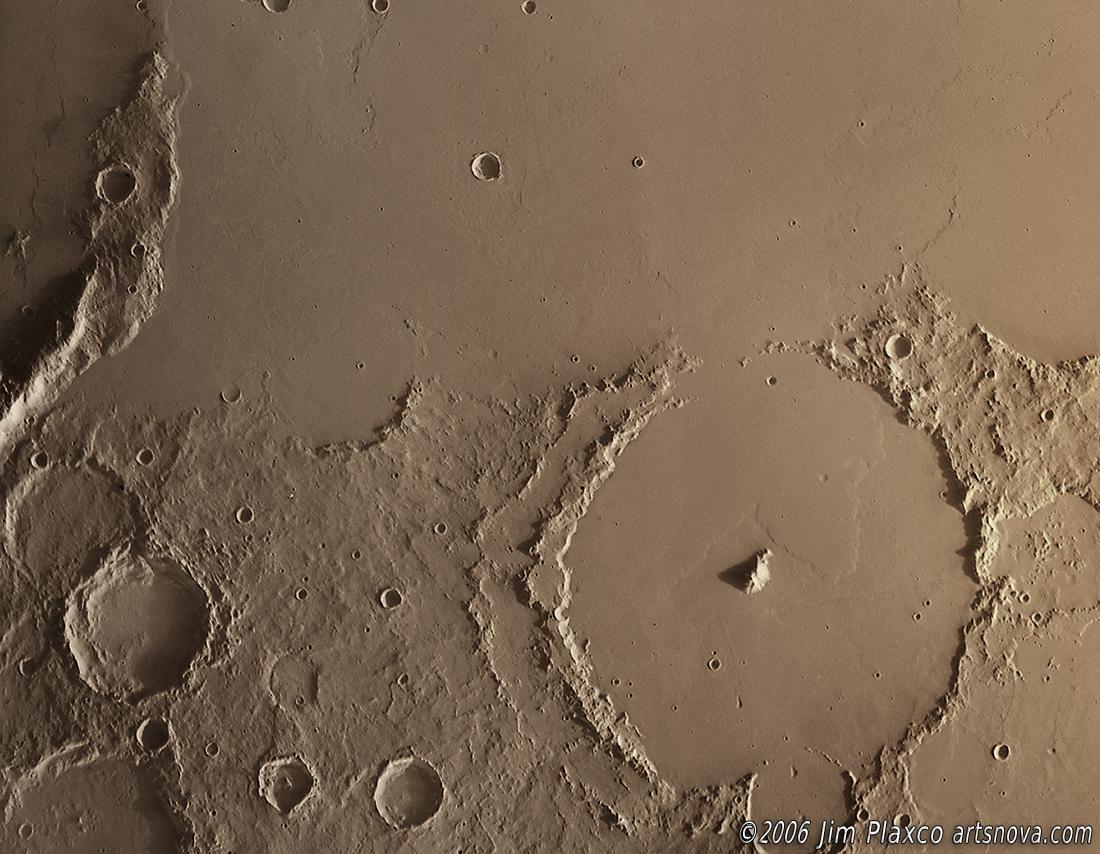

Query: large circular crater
[65,549,209,702]
[258,756,314,814]
[373,755,445,829]
[566,365,976,819]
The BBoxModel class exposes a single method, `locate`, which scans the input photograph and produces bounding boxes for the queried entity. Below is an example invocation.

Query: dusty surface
[3,1,1100,852]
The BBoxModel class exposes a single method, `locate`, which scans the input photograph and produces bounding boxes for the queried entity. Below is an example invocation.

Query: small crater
[263,0,291,9]
[205,741,220,757]
[707,657,722,671]
[895,813,912,828]
[631,155,644,168]
[294,587,309,601]
[135,447,155,466]
[259,757,314,814]
[373,756,445,829]
[884,333,913,361]
[136,718,170,753]
[371,0,389,12]
[993,743,1011,761]
[433,521,448,536]
[30,450,49,469]
[1041,408,1056,423]
[220,386,242,404]
[380,587,403,609]
[471,152,502,181]
[522,0,536,12]
[766,375,778,387]
[18,823,33,840]
[96,165,138,204]
[236,505,255,525]
[856,807,870,822]
[130,242,147,259]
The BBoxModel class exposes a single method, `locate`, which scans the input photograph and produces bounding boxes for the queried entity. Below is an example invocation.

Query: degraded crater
[268,654,318,711]
[258,756,314,814]
[64,549,209,701]
[373,756,445,829]
[2,750,179,852]
[7,462,134,591]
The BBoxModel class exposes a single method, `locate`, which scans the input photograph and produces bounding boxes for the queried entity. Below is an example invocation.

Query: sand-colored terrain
[3,2,1100,851]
